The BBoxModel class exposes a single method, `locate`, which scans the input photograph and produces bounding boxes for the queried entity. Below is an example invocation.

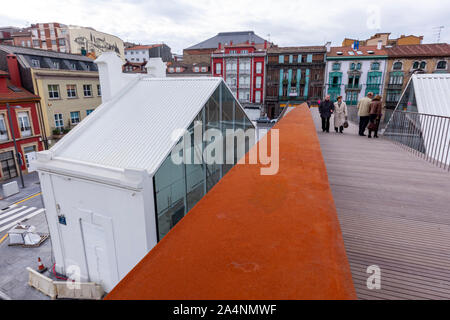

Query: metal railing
[383,110,450,171]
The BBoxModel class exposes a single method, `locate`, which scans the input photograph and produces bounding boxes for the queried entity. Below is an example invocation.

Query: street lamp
[6,103,25,188]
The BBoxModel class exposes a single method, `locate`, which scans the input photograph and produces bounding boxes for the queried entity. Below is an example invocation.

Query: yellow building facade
[31,68,101,146]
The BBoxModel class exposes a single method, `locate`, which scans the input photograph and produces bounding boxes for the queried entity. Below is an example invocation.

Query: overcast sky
[1,0,448,53]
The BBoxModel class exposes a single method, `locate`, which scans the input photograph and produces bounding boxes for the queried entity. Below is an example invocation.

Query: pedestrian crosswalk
[0,204,45,233]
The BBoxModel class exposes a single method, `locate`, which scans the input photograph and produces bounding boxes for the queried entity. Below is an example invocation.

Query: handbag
[343,115,349,128]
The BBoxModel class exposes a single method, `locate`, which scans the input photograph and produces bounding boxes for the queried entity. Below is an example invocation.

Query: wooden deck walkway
[311,108,450,300]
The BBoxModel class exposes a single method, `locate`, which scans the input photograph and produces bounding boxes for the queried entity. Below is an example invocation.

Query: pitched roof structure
[0,44,95,62]
[50,77,223,174]
[185,31,267,50]
[328,46,387,58]
[385,43,450,58]
[0,72,40,102]
[267,46,326,54]
[125,44,163,51]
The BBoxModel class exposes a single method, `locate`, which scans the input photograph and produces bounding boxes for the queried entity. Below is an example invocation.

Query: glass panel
[186,112,204,212]
[154,148,186,240]
[222,83,234,175]
[205,86,221,191]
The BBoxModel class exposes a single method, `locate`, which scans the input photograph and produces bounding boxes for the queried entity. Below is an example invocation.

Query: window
[52,61,59,69]
[256,62,262,74]
[176,67,181,72]
[194,67,199,73]
[215,63,221,74]
[306,54,313,63]
[83,84,92,97]
[168,67,174,73]
[371,62,380,70]
[229,50,237,54]
[86,109,94,116]
[51,40,57,45]
[32,40,40,47]
[70,111,81,124]
[241,50,248,54]
[27,40,31,47]
[255,91,261,103]
[201,67,207,72]
[332,63,340,71]
[256,76,262,89]
[350,63,355,70]
[356,63,362,70]
[18,112,32,137]
[279,55,284,63]
[31,59,40,68]
[413,61,419,69]
[0,114,8,141]
[48,84,60,99]
[389,73,403,85]
[420,61,426,69]
[59,39,65,46]
[24,145,37,168]
[71,62,77,70]
[386,90,402,103]
[50,29,55,37]
[66,84,77,98]
[54,114,63,129]
[437,61,447,70]
[393,61,403,70]
[97,84,101,96]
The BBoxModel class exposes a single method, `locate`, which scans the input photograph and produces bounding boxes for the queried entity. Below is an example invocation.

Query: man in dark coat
[319,95,334,132]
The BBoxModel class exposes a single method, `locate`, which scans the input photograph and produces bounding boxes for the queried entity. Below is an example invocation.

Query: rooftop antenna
[267,33,271,43]
[433,26,444,43]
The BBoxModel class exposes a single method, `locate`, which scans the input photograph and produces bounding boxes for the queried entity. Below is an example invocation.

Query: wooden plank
[312,110,450,300]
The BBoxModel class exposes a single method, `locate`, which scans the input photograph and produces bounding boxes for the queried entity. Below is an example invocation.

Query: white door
[80,220,112,290]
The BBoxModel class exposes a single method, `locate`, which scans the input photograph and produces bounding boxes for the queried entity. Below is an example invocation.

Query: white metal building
[391,73,450,165]
[33,52,254,292]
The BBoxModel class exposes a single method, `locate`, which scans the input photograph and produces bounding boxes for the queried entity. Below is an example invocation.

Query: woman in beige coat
[333,96,348,133]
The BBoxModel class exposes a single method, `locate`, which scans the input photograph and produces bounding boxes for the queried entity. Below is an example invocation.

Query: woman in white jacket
[334,96,348,133]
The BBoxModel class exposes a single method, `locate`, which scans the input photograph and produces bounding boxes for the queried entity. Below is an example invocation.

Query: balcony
[345,84,362,90]
[387,83,403,90]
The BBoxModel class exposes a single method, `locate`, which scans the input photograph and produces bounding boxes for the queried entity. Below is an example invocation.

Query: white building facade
[325,44,388,104]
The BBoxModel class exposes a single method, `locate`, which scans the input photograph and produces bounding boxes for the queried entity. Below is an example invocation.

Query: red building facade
[0,55,43,181]
[212,42,267,106]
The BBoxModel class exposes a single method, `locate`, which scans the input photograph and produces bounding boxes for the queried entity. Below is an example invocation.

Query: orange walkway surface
[106,105,356,300]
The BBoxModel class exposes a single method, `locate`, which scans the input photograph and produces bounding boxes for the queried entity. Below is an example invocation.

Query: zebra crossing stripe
[0,206,28,220]
[0,207,37,227]
[0,209,45,233]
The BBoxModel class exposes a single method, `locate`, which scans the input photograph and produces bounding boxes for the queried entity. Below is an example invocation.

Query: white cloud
[1,0,448,53]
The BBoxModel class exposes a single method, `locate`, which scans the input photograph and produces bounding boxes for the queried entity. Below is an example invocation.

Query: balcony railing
[384,110,450,171]
[387,83,403,90]
[345,84,362,90]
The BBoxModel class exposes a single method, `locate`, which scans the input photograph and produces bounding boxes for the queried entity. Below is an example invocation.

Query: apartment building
[265,46,327,118]
[0,45,101,147]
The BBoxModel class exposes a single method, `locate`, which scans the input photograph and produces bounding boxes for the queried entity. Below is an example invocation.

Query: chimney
[218,42,222,49]
[95,52,136,102]
[0,72,9,94]
[246,40,250,44]
[264,40,267,49]
[145,58,167,78]
[230,40,233,46]
[377,40,382,50]
[6,54,22,87]
[325,41,331,53]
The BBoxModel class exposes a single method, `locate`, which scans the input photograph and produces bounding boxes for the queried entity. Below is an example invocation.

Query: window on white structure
[18,111,32,137]
[437,61,447,70]
[216,63,221,74]
[201,67,207,72]
[194,67,199,72]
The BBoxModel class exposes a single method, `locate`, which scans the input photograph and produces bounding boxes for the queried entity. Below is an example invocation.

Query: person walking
[357,92,373,136]
[368,95,383,138]
[319,95,334,133]
[333,96,348,133]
